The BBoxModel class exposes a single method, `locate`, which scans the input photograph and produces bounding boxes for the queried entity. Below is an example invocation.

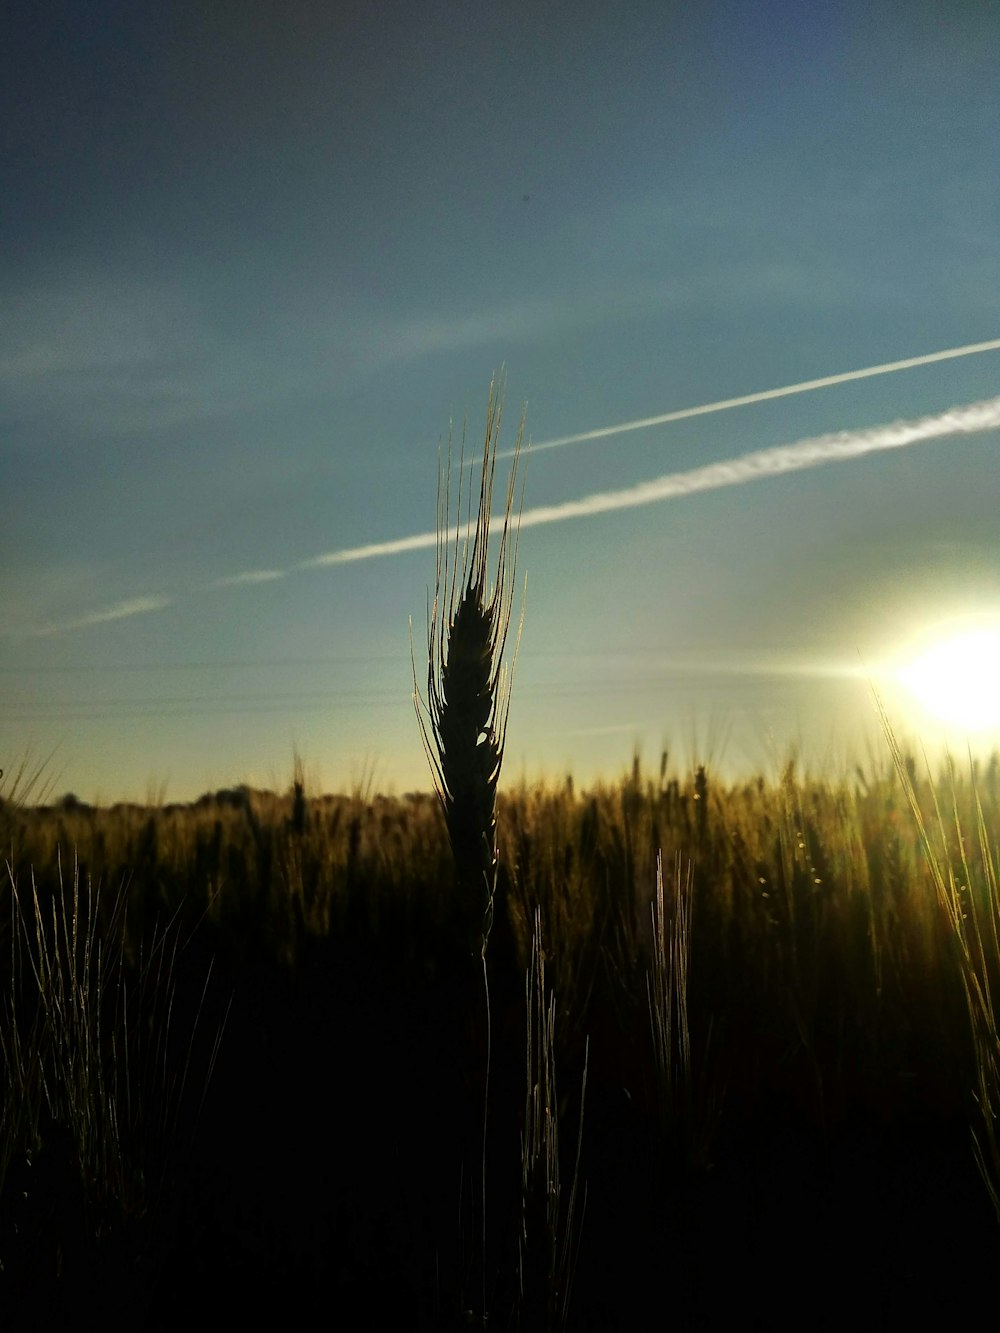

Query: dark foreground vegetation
[2,750,1000,1330]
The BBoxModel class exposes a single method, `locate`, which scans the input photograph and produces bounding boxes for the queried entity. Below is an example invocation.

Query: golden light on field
[896,622,1000,733]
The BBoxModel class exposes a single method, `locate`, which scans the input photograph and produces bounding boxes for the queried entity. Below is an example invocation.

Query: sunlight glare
[896,625,1000,732]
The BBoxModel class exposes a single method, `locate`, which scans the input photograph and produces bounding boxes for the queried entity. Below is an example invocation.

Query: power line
[3,672,765,724]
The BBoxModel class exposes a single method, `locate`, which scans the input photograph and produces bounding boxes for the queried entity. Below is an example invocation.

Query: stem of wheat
[413,371,525,1324]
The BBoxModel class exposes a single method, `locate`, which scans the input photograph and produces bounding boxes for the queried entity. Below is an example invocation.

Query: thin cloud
[30,595,172,637]
[504,337,1000,458]
[208,569,286,588]
[298,532,439,568]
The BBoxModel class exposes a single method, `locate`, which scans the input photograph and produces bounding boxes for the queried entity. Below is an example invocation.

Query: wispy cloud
[368,298,565,362]
[505,338,1000,457]
[298,532,439,568]
[347,290,638,379]
[30,595,172,637]
[0,278,296,436]
[207,569,286,588]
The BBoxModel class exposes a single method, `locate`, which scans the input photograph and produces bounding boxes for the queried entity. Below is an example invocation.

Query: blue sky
[3,1,999,803]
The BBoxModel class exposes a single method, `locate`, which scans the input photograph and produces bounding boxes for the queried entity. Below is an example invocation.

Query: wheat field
[2,386,999,1328]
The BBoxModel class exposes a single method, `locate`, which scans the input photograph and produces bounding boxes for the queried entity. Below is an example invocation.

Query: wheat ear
[414,370,525,960]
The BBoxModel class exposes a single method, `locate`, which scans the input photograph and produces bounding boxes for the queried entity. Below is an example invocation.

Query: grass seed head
[414,371,525,959]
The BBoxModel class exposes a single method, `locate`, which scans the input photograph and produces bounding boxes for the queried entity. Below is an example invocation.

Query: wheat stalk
[414,370,525,960]
[647,850,693,1161]
[412,372,525,1327]
[519,907,588,1332]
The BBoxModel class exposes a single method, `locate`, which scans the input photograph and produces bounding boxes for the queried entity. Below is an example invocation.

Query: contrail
[305,395,1000,562]
[30,595,173,637]
[504,337,1000,457]
[298,531,440,569]
[28,393,1000,635]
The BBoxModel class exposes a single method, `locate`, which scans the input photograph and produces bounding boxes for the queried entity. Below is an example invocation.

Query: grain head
[414,372,525,959]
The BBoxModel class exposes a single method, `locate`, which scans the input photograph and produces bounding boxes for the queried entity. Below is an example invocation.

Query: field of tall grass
[3,749,1000,1327]
[3,382,999,1327]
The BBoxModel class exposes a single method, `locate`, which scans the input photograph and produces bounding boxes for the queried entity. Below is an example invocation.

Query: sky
[3,1,1000,805]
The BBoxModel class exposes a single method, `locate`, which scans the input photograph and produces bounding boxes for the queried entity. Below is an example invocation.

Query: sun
[896,622,1000,732]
